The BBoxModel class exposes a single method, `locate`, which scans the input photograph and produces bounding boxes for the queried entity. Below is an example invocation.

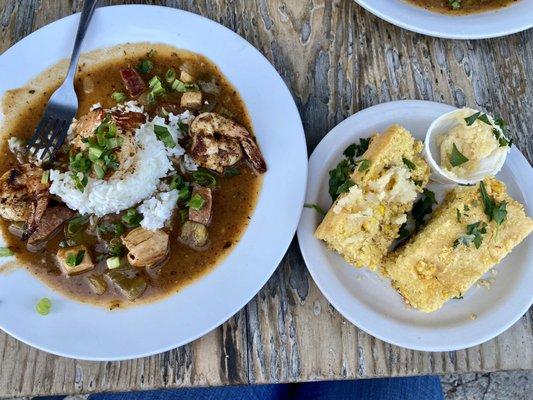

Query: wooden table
[0,0,532,397]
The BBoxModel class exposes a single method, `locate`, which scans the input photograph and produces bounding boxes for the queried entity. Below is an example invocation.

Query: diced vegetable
[122,228,169,268]
[35,298,51,316]
[106,268,147,301]
[165,68,176,84]
[106,256,122,269]
[136,59,153,74]
[179,221,208,248]
[87,274,107,295]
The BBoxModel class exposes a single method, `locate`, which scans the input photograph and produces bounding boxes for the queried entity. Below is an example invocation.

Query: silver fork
[26,0,98,162]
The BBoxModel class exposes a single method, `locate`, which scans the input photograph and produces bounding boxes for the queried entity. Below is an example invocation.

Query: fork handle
[65,0,98,82]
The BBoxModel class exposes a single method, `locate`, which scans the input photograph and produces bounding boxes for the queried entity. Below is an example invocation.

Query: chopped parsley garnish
[358,159,371,172]
[154,125,176,148]
[412,189,437,228]
[136,59,153,74]
[121,209,143,228]
[449,143,469,167]
[343,138,371,162]
[479,181,508,227]
[328,159,353,201]
[402,157,416,171]
[336,179,355,195]
[304,203,326,216]
[35,298,51,316]
[492,117,513,147]
[187,193,205,210]
[454,221,487,249]
[397,224,412,240]
[66,250,85,267]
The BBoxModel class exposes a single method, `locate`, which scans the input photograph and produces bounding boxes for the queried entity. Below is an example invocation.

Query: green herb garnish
[224,166,240,177]
[448,0,461,9]
[343,138,371,162]
[449,143,469,167]
[454,221,487,249]
[328,159,353,201]
[304,203,326,216]
[164,68,176,84]
[136,59,153,74]
[192,170,217,188]
[112,92,126,102]
[412,189,437,228]
[336,179,355,196]
[358,159,371,172]
[492,117,512,147]
[121,209,143,228]
[154,125,176,148]
[479,181,508,229]
[35,298,51,316]
[187,193,205,210]
[402,157,416,171]
[171,79,200,93]
[66,250,85,267]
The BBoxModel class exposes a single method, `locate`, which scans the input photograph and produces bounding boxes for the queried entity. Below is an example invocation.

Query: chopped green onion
[136,59,153,74]
[187,193,205,210]
[71,172,88,192]
[109,237,124,256]
[93,161,106,179]
[41,170,50,184]
[66,250,85,267]
[66,214,90,236]
[165,68,176,84]
[96,122,117,138]
[154,125,176,148]
[35,298,51,316]
[192,171,217,188]
[105,136,123,150]
[112,92,127,102]
[178,209,188,223]
[171,79,199,93]
[0,247,14,257]
[121,208,142,227]
[88,144,105,161]
[106,256,122,269]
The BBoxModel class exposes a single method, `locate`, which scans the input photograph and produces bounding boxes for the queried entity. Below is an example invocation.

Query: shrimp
[0,164,50,238]
[188,112,267,174]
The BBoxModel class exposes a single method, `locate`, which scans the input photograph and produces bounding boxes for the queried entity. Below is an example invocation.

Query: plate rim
[0,4,308,360]
[354,0,533,40]
[297,99,533,352]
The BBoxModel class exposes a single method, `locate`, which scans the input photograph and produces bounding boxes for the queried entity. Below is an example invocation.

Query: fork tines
[26,115,70,162]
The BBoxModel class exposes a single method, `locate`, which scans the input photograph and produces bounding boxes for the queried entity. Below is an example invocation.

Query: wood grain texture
[0,0,532,397]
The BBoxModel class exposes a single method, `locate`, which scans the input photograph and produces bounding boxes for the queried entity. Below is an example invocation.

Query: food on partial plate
[314,125,430,271]
[384,178,533,312]
[425,108,511,183]
[0,43,266,307]
[406,0,518,14]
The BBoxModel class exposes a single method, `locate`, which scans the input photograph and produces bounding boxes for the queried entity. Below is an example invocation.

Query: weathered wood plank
[0,0,531,397]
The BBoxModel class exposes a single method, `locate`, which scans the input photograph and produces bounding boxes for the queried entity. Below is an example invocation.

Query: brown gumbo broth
[406,0,518,14]
[0,44,262,308]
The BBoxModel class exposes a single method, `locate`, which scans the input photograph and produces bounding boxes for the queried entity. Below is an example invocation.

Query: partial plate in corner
[355,0,533,39]
[297,100,533,351]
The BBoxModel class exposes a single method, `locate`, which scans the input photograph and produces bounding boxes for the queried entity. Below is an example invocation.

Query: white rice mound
[49,120,174,217]
[138,190,179,230]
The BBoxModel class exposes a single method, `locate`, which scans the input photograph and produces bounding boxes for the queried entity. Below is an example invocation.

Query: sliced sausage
[120,68,146,97]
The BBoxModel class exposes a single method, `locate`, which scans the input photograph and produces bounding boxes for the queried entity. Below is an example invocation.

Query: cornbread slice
[315,125,430,270]
[384,178,533,312]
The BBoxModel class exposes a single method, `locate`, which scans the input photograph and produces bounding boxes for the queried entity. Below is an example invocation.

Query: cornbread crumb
[315,125,430,270]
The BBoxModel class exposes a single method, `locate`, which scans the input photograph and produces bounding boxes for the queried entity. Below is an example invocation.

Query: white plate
[0,5,307,360]
[355,0,533,39]
[297,100,533,351]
